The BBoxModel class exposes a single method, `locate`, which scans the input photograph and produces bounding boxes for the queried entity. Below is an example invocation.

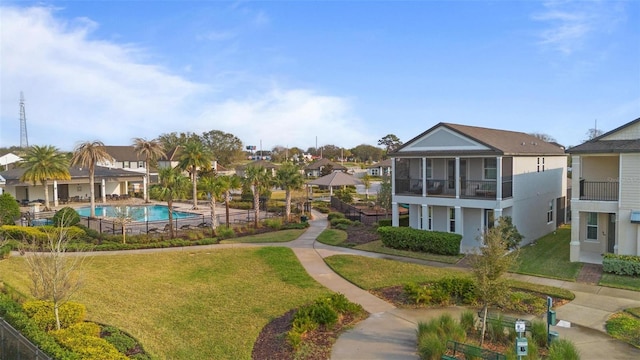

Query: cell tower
[19,91,29,148]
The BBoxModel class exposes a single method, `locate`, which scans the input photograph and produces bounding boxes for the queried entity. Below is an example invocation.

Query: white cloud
[532,0,626,55]
[0,6,369,152]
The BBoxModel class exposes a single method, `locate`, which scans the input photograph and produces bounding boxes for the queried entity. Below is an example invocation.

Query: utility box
[548,310,556,326]
[516,337,528,356]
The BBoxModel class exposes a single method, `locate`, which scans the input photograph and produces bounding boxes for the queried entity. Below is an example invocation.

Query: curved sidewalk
[291,212,640,360]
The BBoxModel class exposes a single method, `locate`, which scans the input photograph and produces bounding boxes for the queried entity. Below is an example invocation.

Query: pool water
[75,205,198,222]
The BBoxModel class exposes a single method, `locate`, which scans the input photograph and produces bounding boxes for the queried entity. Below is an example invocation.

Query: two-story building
[567,118,640,263]
[390,122,567,252]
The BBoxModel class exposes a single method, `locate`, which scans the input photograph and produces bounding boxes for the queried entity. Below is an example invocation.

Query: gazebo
[308,172,362,196]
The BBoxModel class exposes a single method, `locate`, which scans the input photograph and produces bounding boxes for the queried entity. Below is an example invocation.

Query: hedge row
[377,226,461,255]
[603,254,640,276]
[377,215,409,227]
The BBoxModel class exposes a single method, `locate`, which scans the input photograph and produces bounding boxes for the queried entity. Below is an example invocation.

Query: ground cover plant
[599,273,640,291]
[512,226,582,281]
[0,247,331,359]
[606,307,640,348]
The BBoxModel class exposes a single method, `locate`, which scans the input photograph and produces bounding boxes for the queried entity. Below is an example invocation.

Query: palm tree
[71,141,114,218]
[199,175,224,234]
[242,165,271,228]
[275,163,304,222]
[220,175,241,228]
[133,137,166,203]
[20,145,70,211]
[177,140,212,210]
[156,167,190,238]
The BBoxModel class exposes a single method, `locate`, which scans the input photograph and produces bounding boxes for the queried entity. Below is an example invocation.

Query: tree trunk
[192,168,198,210]
[145,158,151,203]
[43,179,51,211]
[210,197,217,234]
[252,184,259,228]
[480,304,488,347]
[285,189,292,223]
[225,192,230,228]
[168,199,175,238]
[89,168,96,218]
[54,302,61,330]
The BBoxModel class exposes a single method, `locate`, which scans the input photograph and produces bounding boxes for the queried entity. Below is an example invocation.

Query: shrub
[216,227,236,239]
[377,215,409,227]
[606,312,640,347]
[101,325,137,354]
[327,212,345,221]
[23,300,87,332]
[459,310,476,335]
[0,243,11,259]
[282,222,310,230]
[602,253,640,276]
[416,314,466,360]
[0,225,48,243]
[548,338,580,360]
[487,314,509,344]
[404,282,432,304]
[263,218,282,230]
[330,218,352,227]
[51,323,128,360]
[377,226,461,255]
[0,193,21,225]
[432,277,476,305]
[52,207,81,227]
[417,332,445,360]
[530,320,548,348]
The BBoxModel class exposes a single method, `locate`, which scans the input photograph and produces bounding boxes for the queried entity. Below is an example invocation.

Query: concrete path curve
[287,211,640,360]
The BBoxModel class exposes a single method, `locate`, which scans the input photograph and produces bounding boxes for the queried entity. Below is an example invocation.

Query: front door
[607,213,616,253]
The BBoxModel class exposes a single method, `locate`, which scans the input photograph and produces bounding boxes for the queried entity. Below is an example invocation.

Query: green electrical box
[516,337,528,356]
[548,310,556,326]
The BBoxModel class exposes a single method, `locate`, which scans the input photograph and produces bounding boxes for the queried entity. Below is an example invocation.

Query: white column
[53,180,59,207]
[570,209,581,262]
[496,156,502,200]
[422,204,429,230]
[455,206,463,235]
[392,201,399,227]
[101,179,107,203]
[455,157,460,199]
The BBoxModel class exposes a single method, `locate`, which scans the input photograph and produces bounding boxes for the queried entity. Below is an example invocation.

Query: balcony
[579,180,619,201]
[395,178,512,200]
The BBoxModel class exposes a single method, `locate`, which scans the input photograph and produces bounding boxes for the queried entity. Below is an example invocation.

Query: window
[537,157,545,172]
[138,161,145,168]
[587,213,598,240]
[449,208,456,233]
[547,200,553,223]
[484,158,497,180]
[123,161,130,168]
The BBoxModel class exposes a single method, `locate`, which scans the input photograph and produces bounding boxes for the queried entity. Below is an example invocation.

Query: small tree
[497,216,524,250]
[111,206,142,244]
[361,173,372,200]
[470,219,519,346]
[24,218,87,330]
[376,175,392,211]
[0,193,21,225]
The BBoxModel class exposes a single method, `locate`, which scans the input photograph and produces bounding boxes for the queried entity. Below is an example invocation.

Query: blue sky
[1,1,638,152]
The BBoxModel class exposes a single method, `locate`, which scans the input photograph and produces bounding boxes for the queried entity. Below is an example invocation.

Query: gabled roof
[304,158,347,171]
[104,146,144,161]
[0,166,143,186]
[392,122,566,157]
[0,153,22,166]
[567,117,640,154]
[236,159,279,170]
[308,172,362,186]
[366,158,392,169]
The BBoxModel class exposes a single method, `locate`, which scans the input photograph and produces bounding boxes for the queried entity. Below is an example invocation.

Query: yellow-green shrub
[51,323,128,360]
[0,225,47,242]
[38,225,86,241]
[23,300,86,331]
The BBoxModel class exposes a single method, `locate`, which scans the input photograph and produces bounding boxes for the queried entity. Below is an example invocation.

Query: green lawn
[600,273,640,291]
[316,229,348,246]
[512,226,582,281]
[220,228,305,243]
[0,247,330,360]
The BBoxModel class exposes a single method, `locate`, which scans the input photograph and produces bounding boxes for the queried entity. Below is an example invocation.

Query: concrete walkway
[286,211,640,360]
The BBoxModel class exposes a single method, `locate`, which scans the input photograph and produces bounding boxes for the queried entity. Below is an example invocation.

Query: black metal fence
[579,180,619,201]
[330,197,391,225]
[0,318,51,360]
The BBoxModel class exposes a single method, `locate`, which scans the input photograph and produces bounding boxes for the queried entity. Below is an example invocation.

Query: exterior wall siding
[602,121,640,140]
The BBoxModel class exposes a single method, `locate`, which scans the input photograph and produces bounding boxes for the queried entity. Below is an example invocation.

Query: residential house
[390,122,567,252]
[0,166,144,207]
[304,158,347,178]
[567,117,640,263]
[0,153,22,170]
[366,159,392,177]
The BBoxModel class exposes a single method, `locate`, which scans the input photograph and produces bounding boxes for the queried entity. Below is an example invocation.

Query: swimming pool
[75,205,199,222]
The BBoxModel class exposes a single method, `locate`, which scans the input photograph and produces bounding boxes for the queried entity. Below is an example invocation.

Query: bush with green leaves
[377,226,461,255]
[0,192,21,225]
[52,207,81,227]
[529,320,548,348]
[23,300,87,332]
[327,212,345,221]
[606,311,640,347]
[287,293,365,349]
[0,243,11,259]
[263,218,282,230]
[377,215,409,227]
[417,313,466,360]
[0,224,48,243]
[330,218,352,227]
[602,253,640,276]
[51,322,128,360]
[547,338,580,360]
[216,226,236,239]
